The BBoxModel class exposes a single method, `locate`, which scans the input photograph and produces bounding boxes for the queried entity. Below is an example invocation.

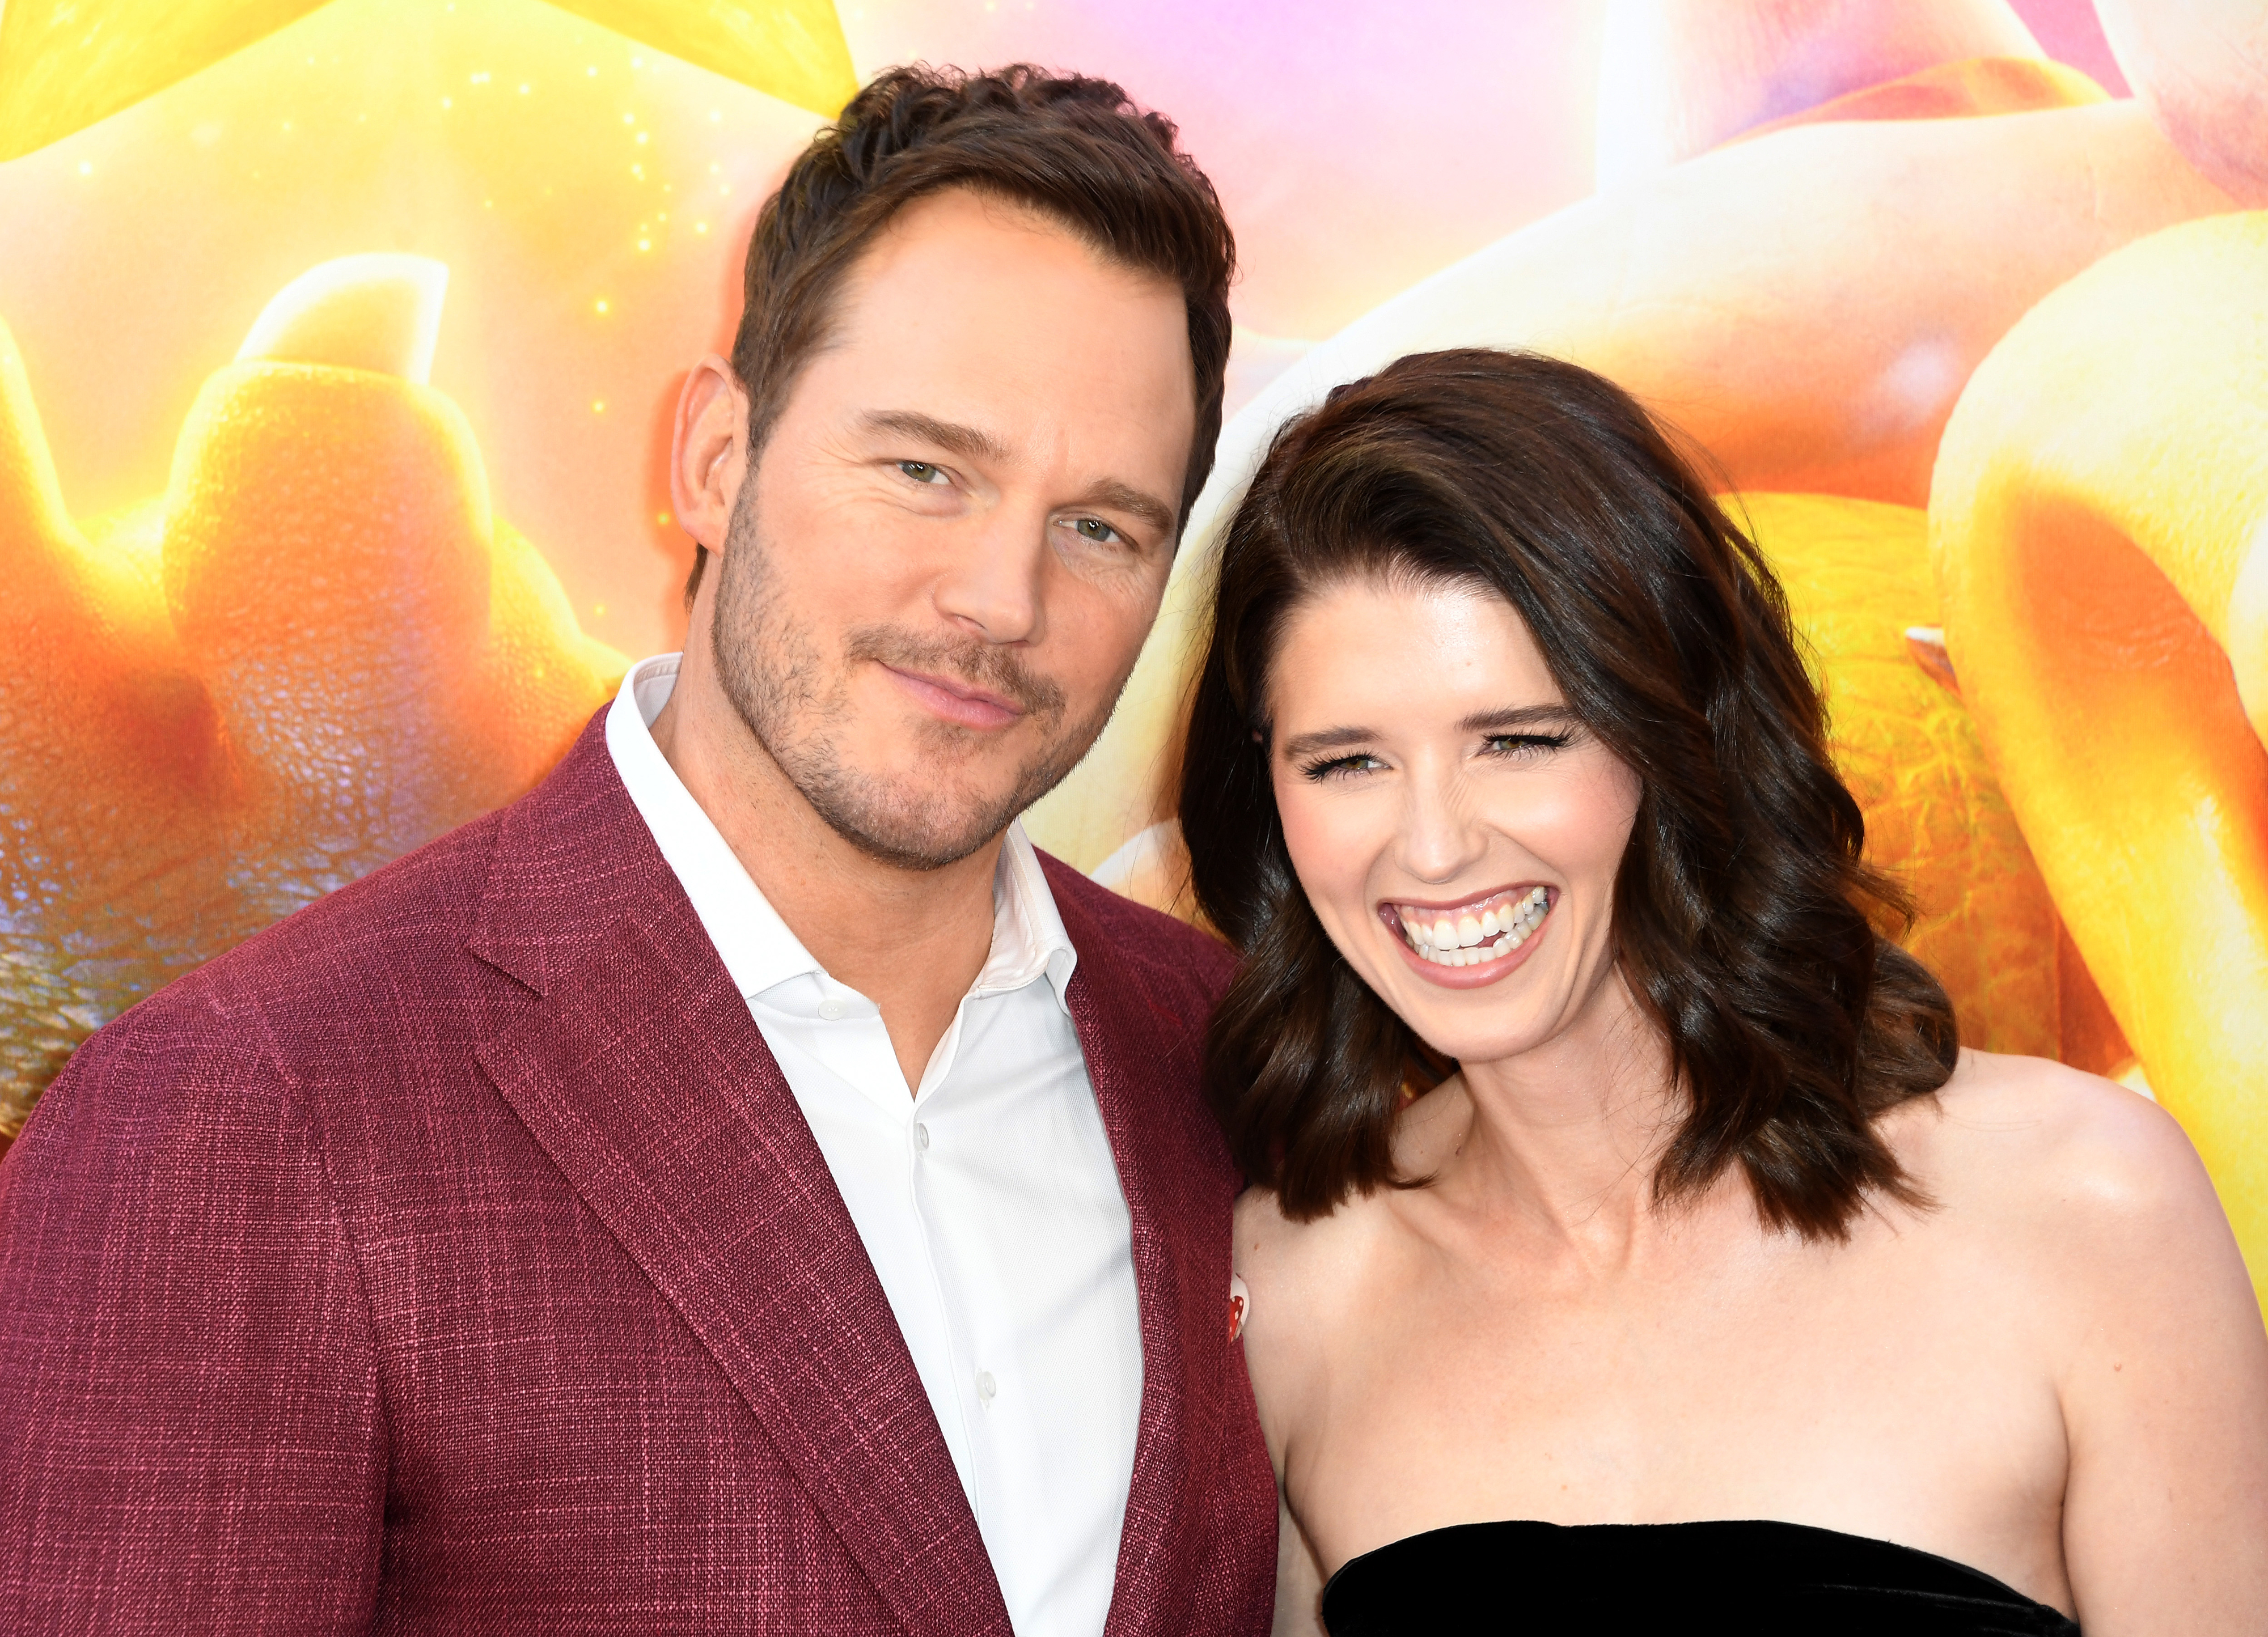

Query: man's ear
[671,355,749,554]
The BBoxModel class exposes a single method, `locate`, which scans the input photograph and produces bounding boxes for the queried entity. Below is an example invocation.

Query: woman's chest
[1284,1240,2071,1597]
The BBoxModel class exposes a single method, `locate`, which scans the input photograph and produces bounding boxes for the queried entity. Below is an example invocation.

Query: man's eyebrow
[860,410,1010,463]
[1068,479,1177,541]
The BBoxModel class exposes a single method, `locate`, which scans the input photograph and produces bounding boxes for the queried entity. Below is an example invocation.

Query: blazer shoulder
[1038,851,1237,998]
[6,797,555,1242]
[163,708,632,1032]
[177,804,509,1013]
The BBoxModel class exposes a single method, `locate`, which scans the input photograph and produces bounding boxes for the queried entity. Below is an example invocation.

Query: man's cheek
[1059,597,1153,693]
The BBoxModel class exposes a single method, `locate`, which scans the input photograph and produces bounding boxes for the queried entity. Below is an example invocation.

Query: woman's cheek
[1497,756,1639,879]
[1276,783,1377,940]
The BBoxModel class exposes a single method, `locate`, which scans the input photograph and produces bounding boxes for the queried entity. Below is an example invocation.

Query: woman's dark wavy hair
[1179,349,1958,1236]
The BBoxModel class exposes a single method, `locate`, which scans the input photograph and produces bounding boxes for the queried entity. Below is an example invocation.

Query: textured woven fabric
[0,713,1278,1635]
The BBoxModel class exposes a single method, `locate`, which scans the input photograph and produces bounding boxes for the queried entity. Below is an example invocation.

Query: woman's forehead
[1268,576,1558,722]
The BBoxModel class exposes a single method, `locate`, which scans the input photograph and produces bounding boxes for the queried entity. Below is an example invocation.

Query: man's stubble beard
[709,485,1128,871]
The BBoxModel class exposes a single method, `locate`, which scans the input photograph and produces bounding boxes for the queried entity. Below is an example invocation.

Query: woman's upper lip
[882,664,1023,716]
[1380,882,1552,914]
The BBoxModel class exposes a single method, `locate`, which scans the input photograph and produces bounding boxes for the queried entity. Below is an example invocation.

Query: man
[0,66,1276,1634]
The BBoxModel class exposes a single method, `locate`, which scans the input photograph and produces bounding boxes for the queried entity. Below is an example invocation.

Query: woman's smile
[1379,884,1556,985]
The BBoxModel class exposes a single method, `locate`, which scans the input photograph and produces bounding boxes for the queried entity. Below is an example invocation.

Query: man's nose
[932,503,1048,645]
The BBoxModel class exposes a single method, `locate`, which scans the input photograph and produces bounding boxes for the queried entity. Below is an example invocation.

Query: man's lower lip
[880,665,1023,730]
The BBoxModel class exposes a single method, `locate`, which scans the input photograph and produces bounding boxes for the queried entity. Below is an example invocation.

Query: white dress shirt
[605,655,1143,1637]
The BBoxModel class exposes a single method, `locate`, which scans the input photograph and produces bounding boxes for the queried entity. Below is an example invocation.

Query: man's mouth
[1382,884,1554,969]
[879,663,1027,730]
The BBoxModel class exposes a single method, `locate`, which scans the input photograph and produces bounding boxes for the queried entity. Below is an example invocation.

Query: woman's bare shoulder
[1232,1181,1386,1466]
[1234,1078,1470,1330]
[1907,1049,2211,1208]
[1234,1181,1375,1316]
[1233,1173,1405,1385]
[1920,1061,2268,1610]
[1890,1049,2245,1308]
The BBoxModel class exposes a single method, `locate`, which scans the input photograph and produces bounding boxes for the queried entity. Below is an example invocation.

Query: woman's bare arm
[1237,1184,1341,1635]
[2047,1071,2268,1632]
[1272,1490,1329,1637]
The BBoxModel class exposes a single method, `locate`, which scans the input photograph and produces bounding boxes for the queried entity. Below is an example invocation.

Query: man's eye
[898,460,948,485]
[1068,516,1123,545]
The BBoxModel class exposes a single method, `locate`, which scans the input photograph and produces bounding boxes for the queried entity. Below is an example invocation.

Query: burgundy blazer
[0,716,1277,1634]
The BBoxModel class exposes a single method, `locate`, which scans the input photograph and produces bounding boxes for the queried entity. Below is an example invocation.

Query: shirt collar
[605,654,1077,1014]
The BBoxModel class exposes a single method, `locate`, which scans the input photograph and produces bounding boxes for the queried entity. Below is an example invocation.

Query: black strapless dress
[1321,1520,2080,1635]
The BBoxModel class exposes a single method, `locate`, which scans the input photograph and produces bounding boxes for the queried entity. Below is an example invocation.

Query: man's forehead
[836,187,1185,319]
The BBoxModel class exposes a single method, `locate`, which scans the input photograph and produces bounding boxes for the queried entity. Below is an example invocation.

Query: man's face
[710,189,1195,870]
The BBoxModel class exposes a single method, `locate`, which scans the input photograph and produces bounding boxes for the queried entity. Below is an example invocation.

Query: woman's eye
[1300,753,1387,782]
[1483,732,1573,760]
[898,460,949,485]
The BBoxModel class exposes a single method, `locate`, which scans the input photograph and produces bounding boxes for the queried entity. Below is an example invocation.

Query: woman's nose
[1397,766,1488,884]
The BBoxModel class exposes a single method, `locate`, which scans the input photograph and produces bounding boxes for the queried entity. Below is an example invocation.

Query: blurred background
[3,0,2265,1305]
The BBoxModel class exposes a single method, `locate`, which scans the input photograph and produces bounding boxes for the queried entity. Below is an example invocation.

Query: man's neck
[648,648,1002,1095]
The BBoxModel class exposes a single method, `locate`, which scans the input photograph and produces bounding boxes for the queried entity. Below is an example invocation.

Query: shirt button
[975,1371,996,1403]
[913,1122,930,1151]
[817,1000,844,1021]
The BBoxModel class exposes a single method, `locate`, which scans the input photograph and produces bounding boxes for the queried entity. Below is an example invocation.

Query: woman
[1179,350,2268,1634]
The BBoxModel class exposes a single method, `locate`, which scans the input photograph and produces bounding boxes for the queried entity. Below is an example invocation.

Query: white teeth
[1393,887,1553,968]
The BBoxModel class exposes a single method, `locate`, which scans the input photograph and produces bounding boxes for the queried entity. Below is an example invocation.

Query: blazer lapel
[468,723,1012,1636]
[1054,889,1237,1637]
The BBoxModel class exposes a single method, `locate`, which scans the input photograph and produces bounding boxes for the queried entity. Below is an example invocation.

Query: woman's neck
[1421,970,1702,1265]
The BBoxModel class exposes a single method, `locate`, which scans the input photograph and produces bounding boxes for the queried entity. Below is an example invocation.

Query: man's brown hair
[688,63,1237,604]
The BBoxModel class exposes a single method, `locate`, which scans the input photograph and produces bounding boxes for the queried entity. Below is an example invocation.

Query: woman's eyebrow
[1459,705,1576,735]
[1279,724,1377,760]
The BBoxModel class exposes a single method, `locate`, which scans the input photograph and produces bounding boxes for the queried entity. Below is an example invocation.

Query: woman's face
[1266,575,1644,1067]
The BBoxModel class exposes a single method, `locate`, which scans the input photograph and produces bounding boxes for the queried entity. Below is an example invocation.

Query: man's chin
[775,705,1111,871]
[799,767,1035,873]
